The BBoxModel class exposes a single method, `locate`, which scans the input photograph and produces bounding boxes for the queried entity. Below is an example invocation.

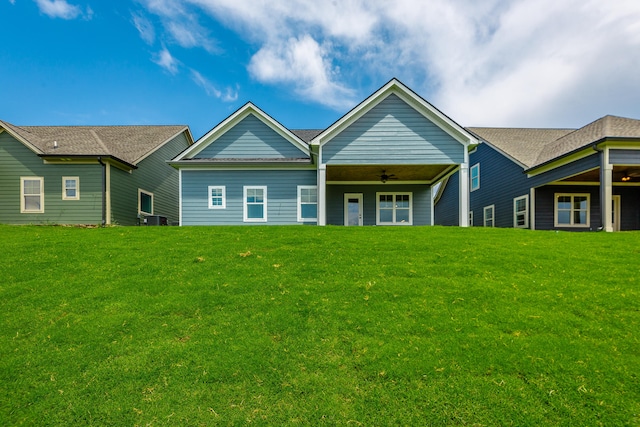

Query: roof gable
[0,120,191,166]
[312,78,478,148]
[174,103,309,162]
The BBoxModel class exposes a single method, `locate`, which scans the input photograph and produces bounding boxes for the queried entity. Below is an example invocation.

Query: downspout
[98,157,107,227]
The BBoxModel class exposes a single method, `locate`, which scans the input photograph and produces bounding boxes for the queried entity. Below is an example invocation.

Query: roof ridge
[89,129,111,154]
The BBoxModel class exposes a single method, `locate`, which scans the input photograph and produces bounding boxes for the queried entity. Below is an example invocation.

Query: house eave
[40,154,137,171]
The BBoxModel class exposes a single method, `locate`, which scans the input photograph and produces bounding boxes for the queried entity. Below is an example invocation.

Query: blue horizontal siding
[434,173,459,226]
[181,169,317,225]
[326,184,431,226]
[196,115,308,159]
[322,94,464,165]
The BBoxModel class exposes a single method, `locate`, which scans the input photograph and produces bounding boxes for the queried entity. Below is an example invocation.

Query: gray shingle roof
[467,127,574,168]
[469,115,640,169]
[291,129,323,143]
[0,120,188,166]
[532,115,640,167]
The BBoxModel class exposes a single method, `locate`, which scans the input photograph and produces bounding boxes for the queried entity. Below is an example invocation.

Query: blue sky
[2,0,640,139]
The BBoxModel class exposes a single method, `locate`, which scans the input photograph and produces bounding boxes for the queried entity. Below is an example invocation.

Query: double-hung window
[138,189,154,215]
[483,205,495,227]
[208,186,226,209]
[244,186,267,222]
[21,177,44,213]
[513,195,528,228]
[297,185,317,222]
[376,193,412,225]
[470,164,480,191]
[62,177,79,200]
[555,193,589,227]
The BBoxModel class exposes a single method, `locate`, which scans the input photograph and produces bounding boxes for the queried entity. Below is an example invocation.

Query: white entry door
[344,193,363,226]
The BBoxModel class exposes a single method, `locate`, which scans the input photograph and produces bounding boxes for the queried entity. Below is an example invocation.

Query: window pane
[66,189,77,198]
[247,204,264,219]
[301,203,317,219]
[516,214,526,226]
[141,193,152,213]
[396,209,410,223]
[515,198,526,212]
[379,209,393,223]
[395,194,409,208]
[24,180,40,195]
[557,196,571,210]
[24,195,41,210]
[575,197,588,210]
[574,210,587,224]
[557,210,571,224]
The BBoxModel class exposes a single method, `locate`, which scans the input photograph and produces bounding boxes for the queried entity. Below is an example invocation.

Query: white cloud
[137,0,219,53]
[140,0,640,125]
[132,12,155,45]
[153,47,179,74]
[248,35,356,109]
[190,69,238,101]
[34,0,89,20]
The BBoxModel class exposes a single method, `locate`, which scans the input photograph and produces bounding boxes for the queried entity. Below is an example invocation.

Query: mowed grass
[0,225,639,426]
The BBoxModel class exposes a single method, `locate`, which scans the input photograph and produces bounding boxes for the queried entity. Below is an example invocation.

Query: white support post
[459,163,469,227]
[529,187,536,230]
[318,165,327,226]
[601,148,613,232]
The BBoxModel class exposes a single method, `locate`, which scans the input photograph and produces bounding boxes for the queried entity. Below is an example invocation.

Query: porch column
[459,163,469,227]
[600,149,613,232]
[318,164,327,226]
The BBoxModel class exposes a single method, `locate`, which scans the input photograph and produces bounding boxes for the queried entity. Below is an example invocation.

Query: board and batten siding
[0,131,102,224]
[325,184,431,226]
[322,94,464,165]
[196,115,308,159]
[181,169,317,225]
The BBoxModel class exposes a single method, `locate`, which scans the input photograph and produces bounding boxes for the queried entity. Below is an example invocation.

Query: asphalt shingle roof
[469,115,640,169]
[0,120,188,166]
[467,127,574,168]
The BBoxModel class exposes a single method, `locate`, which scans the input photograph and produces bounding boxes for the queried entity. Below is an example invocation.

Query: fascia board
[0,122,44,155]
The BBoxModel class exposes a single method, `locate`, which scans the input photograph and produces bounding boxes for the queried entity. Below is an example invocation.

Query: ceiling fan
[380,170,397,183]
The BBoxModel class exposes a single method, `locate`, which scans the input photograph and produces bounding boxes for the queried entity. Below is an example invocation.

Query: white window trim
[297,185,317,222]
[469,210,474,226]
[62,176,80,200]
[138,188,154,216]
[208,186,226,209]
[554,193,590,228]
[470,163,480,192]
[243,186,267,223]
[20,176,44,213]
[483,204,495,227]
[513,195,529,228]
[376,192,413,225]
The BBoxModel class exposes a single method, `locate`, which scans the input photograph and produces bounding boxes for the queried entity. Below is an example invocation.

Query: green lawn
[1,225,639,426]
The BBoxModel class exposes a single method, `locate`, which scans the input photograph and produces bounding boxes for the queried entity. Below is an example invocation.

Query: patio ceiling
[326,164,455,183]
[562,165,640,183]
